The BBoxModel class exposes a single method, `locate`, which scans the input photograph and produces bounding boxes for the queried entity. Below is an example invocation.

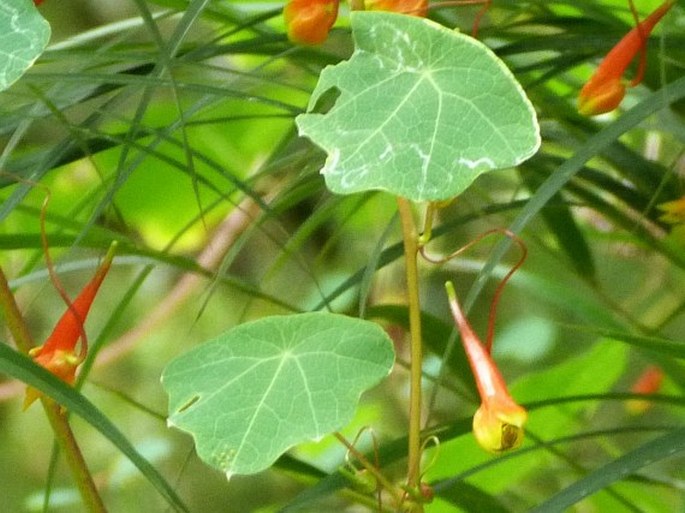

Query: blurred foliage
[0,0,684,512]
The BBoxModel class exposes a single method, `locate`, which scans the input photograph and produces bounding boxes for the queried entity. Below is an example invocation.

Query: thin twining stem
[420,228,527,352]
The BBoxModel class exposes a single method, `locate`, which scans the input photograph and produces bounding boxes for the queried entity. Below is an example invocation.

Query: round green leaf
[296,12,540,201]
[162,313,395,478]
[0,1,50,92]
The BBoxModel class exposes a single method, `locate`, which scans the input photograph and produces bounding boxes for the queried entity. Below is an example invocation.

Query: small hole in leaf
[177,395,200,413]
[311,87,341,115]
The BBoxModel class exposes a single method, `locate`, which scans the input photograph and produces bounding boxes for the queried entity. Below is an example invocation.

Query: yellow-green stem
[334,432,404,507]
[418,203,436,247]
[396,197,424,512]
[42,399,108,513]
[0,267,33,354]
[0,267,107,513]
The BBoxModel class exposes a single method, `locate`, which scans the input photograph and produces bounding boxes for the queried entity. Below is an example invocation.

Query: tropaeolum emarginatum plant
[578,0,674,116]
[0,206,116,513]
[24,242,117,409]
[162,10,539,512]
[422,229,529,453]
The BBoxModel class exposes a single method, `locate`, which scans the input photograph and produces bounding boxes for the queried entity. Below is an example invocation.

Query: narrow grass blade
[528,427,685,513]
[466,75,685,311]
[0,343,190,513]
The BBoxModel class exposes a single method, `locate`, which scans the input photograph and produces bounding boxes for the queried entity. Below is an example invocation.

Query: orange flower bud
[364,0,428,17]
[578,0,674,116]
[284,0,339,45]
[578,79,626,117]
[445,281,527,453]
[24,243,116,409]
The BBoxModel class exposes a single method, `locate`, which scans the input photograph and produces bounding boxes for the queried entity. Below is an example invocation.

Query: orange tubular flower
[626,365,664,414]
[578,0,674,116]
[364,0,428,17]
[24,243,117,409]
[284,0,340,45]
[445,282,527,453]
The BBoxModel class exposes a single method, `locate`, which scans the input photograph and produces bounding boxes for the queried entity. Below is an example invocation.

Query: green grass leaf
[466,74,685,313]
[162,312,395,477]
[296,11,540,201]
[0,343,189,513]
[529,427,685,513]
[438,480,511,513]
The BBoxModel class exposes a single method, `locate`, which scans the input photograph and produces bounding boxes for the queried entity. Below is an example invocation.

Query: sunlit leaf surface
[162,313,395,477]
[296,11,540,201]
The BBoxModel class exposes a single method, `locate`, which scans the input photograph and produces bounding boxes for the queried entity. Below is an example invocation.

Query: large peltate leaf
[0,1,50,92]
[296,12,540,201]
[162,313,395,478]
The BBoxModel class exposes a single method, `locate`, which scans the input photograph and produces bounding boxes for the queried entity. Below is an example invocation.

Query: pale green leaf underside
[162,313,394,477]
[296,12,540,201]
[0,1,50,92]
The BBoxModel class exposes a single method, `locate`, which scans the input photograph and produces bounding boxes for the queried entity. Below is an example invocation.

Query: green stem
[42,400,108,513]
[0,267,34,354]
[418,203,436,247]
[334,432,404,508]
[0,267,108,513]
[396,197,424,512]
